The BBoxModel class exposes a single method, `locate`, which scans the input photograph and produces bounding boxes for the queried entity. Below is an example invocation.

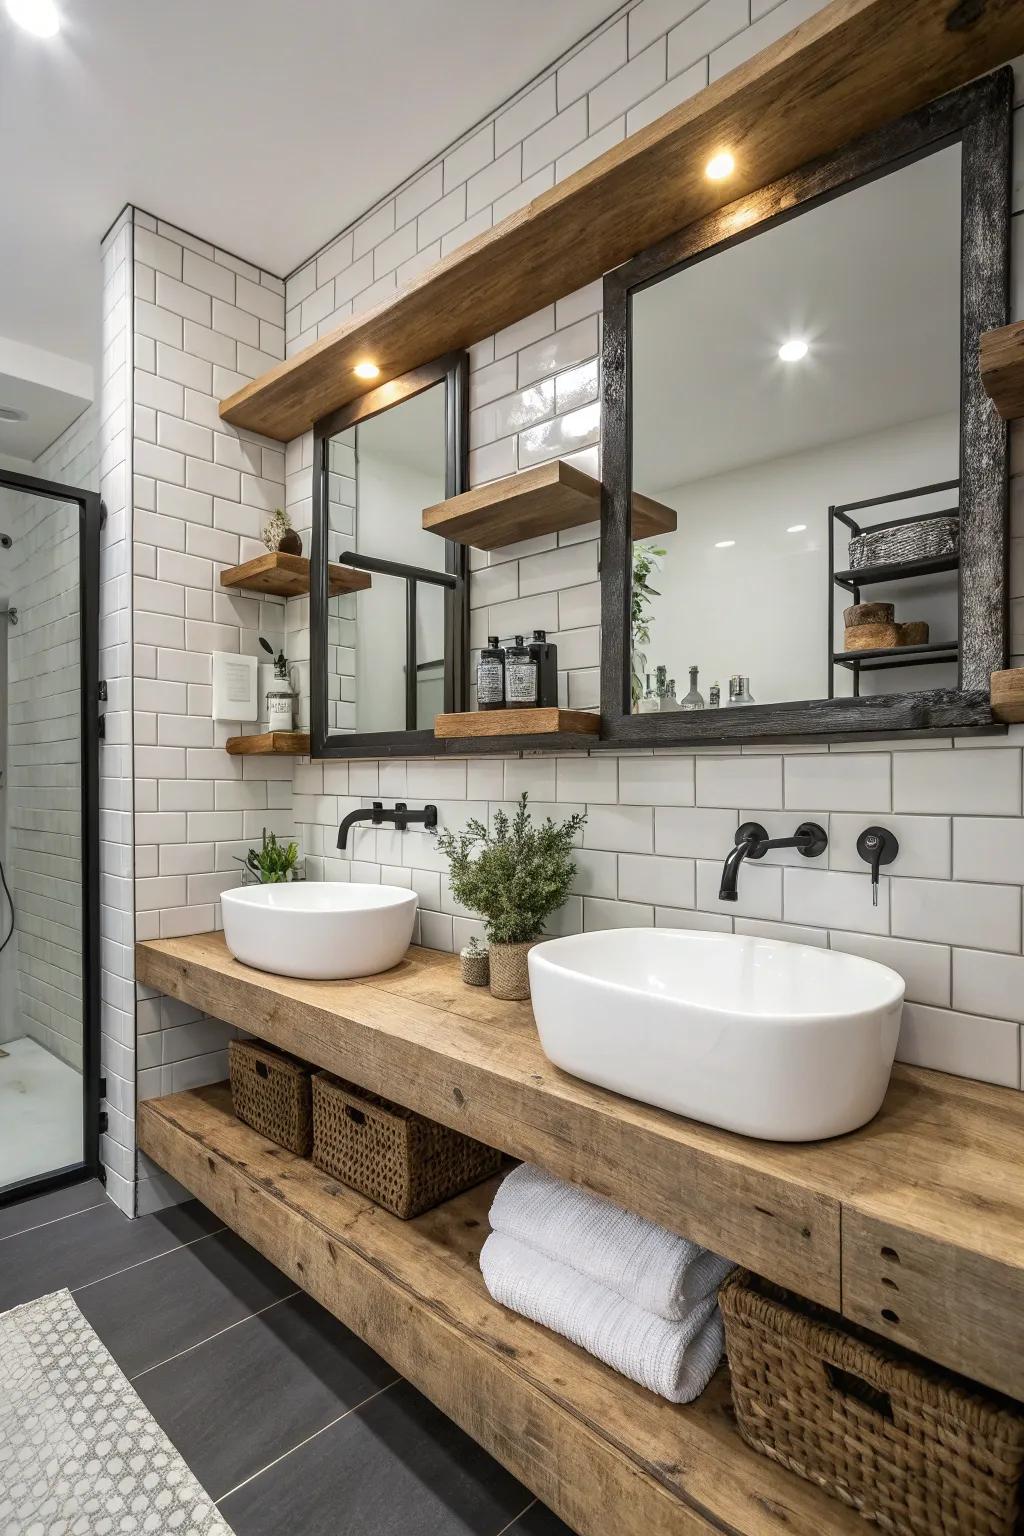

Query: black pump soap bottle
[504,635,538,707]
[477,636,505,711]
[529,630,558,706]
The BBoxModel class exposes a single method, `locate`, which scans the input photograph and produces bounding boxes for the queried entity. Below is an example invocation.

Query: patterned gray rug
[0,1288,233,1535]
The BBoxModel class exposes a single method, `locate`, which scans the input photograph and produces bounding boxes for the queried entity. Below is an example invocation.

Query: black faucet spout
[337,800,438,850]
[718,826,761,901]
[718,819,827,901]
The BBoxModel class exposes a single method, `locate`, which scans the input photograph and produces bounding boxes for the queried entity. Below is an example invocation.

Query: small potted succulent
[236,829,301,885]
[459,936,490,988]
[263,506,302,556]
[436,793,586,1001]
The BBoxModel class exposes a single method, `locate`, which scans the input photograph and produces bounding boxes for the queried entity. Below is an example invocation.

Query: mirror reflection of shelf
[422,460,676,551]
[219,550,372,599]
[833,641,959,671]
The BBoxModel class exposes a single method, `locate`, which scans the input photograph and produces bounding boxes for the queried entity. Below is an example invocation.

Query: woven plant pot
[229,1038,312,1155]
[311,1072,502,1219]
[460,946,490,987]
[720,1269,1024,1536]
[488,940,535,1001]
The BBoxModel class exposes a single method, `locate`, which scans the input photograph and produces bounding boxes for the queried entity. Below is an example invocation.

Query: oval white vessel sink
[529,929,904,1141]
[221,882,417,980]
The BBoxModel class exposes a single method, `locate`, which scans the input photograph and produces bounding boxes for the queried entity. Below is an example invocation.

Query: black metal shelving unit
[827,480,960,699]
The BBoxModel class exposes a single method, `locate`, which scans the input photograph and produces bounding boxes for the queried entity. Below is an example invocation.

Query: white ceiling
[0,0,618,372]
[632,145,962,493]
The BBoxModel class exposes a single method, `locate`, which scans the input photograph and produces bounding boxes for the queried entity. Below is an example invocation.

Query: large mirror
[601,73,1010,746]
[310,353,469,756]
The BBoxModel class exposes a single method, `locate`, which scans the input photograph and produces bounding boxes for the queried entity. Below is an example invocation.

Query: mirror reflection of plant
[237,829,299,884]
[435,793,586,946]
[631,543,666,705]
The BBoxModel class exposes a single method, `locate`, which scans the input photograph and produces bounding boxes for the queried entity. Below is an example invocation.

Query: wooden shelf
[139,1081,867,1536]
[216,4,1024,442]
[423,461,676,551]
[225,730,310,755]
[434,706,600,740]
[980,319,1024,419]
[991,667,1024,722]
[136,932,1024,1401]
[219,550,371,599]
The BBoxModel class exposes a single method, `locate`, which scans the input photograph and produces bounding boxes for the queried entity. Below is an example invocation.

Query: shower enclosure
[0,467,101,1204]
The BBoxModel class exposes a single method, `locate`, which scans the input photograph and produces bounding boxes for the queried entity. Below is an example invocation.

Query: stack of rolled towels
[480,1163,734,1404]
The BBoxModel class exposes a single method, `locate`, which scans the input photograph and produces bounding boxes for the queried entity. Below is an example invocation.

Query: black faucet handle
[857,825,899,907]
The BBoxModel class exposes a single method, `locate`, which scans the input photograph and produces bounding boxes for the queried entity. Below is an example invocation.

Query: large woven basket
[311,1072,502,1219]
[229,1038,312,1155]
[848,515,958,571]
[720,1270,1024,1536]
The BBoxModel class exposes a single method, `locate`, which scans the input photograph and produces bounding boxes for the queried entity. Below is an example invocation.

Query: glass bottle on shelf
[662,678,679,711]
[681,666,704,710]
[729,675,755,706]
[709,681,721,708]
[638,672,659,713]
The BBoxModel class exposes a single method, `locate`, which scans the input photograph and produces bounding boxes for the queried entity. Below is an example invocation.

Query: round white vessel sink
[529,928,904,1141]
[221,882,417,980]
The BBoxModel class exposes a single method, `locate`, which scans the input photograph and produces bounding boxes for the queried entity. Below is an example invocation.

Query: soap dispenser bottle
[477,636,505,711]
[505,636,538,707]
[529,630,558,707]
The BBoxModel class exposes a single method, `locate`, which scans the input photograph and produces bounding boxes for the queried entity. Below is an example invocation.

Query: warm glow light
[353,362,380,380]
[787,524,807,533]
[6,0,59,35]
[705,152,735,181]
[714,539,736,549]
[778,339,809,363]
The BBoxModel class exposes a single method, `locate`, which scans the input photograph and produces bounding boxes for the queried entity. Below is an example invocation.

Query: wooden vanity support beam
[136,933,1024,1399]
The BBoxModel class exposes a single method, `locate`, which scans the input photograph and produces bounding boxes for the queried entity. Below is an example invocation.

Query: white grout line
[69,1226,228,1294]
[213,1380,399,1506]
[495,1498,539,1535]
[128,1290,302,1382]
[0,1201,108,1245]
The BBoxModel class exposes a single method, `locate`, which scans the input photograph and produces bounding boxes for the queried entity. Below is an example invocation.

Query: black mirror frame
[600,70,1012,748]
[310,350,470,758]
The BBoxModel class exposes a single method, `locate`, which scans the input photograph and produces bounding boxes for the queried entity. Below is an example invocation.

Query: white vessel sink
[221,882,417,980]
[529,929,904,1141]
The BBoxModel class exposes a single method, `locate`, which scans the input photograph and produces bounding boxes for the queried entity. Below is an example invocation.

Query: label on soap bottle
[505,659,537,704]
[477,657,504,705]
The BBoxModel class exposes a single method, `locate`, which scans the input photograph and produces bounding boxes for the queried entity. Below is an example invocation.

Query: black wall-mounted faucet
[718,820,828,901]
[337,801,438,850]
[856,825,899,906]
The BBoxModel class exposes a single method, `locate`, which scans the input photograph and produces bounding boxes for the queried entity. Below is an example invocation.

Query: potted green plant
[236,829,300,884]
[631,542,666,707]
[435,794,586,1000]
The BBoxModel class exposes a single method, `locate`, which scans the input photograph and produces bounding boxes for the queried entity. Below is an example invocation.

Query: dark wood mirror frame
[600,70,1012,748]
[310,350,470,759]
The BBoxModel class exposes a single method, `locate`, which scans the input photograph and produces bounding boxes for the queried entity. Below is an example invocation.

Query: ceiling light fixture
[6,0,60,36]
[714,539,736,549]
[0,406,28,423]
[705,152,735,181]
[353,362,380,380]
[778,339,809,363]
[787,523,807,533]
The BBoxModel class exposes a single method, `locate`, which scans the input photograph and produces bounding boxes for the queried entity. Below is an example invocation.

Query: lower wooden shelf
[139,1083,864,1536]
[434,706,599,740]
[225,730,310,755]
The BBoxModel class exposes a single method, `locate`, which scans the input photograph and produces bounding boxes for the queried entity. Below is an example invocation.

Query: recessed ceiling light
[778,339,809,363]
[787,523,807,533]
[705,152,735,181]
[6,0,60,36]
[714,539,736,549]
[353,362,380,380]
[0,406,28,423]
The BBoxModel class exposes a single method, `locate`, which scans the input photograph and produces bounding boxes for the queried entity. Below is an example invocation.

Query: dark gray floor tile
[0,1196,222,1310]
[0,1178,107,1240]
[134,1289,398,1499]
[507,1501,577,1536]
[75,1227,298,1378]
[220,1378,535,1536]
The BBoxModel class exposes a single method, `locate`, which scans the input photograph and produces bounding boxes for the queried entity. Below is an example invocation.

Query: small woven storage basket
[229,1038,312,1155]
[848,515,959,571]
[488,941,535,1001]
[312,1072,502,1219]
[720,1269,1024,1536]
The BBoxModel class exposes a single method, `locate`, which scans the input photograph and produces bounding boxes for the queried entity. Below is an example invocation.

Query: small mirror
[311,353,468,754]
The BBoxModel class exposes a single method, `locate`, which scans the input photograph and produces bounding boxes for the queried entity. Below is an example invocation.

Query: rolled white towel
[489,1163,733,1321]
[480,1230,724,1404]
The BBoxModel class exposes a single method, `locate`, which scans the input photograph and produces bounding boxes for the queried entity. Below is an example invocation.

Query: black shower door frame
[0,467,102,1206]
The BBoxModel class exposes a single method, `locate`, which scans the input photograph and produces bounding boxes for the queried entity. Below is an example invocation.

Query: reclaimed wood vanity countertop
[137,932,1024,1401]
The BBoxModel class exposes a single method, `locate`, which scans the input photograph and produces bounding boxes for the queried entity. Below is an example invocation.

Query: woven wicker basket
[848,515,959,571]
[229,1038,312,1155]
[720,1270,1024,1536]
[488,940,535,1001]
[311,1072,502,1219]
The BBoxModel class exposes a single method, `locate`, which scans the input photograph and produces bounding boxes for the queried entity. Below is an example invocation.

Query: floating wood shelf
[139,1083,866,1536]
[423,460,675,550]
[980,320,1024,420]
[434,706,600,740]
[991,667,1024,722]
[216,3,1024,442]
[137,932,1024,1401]
[219,550,371,599]
[225,730,310,756]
